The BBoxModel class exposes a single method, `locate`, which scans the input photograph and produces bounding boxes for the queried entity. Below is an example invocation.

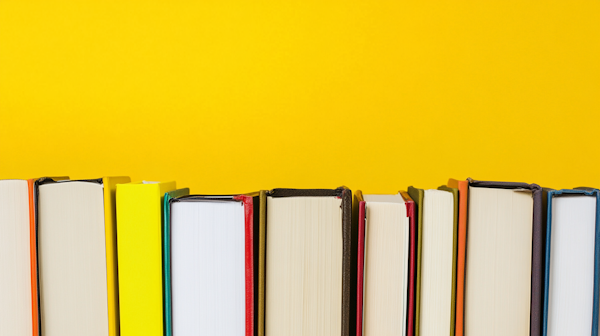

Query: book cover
[407,186,424,336]
[446,179,467,336]
[116,181,178,336]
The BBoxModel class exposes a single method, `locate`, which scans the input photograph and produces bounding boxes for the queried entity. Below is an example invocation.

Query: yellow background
[1,1,599,194]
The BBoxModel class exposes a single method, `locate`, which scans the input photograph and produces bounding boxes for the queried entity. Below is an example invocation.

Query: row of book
[0,177,598,336]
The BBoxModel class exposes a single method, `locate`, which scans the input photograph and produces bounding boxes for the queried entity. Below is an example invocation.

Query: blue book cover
[162,188,190,336]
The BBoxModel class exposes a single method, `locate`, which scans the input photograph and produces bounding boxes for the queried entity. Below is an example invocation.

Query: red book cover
[401,191,416,336]
[233,195,255,336]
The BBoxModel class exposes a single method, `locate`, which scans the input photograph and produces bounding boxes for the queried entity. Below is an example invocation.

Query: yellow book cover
[117,181,176,336]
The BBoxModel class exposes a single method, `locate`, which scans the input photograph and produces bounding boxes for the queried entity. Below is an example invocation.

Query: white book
[546,191,597,336]
[38,180,109,336]
[0,180,33,336]
[169,198,246,336]
[361,194,410,336]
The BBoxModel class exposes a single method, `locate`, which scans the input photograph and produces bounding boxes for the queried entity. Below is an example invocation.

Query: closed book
[36,176,129,336]
[163,191,261,336]
[465,179,543,336]
[543,188,600,336]
[0,179,35,336]
[356,190,416,336]
[265,187,352,336]
[116,181,184,336]
[446,179,468,336]
[408,186,458,336]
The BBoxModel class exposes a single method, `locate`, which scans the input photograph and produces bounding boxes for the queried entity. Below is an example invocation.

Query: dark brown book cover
[467,179,543,336]
[266,187,352,336]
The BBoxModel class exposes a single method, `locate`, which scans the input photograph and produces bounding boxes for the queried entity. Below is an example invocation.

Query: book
[0,179,34,336]
[407,186,458,336]
[465,179,543,336]
[446,179,468,336]
[163,192,261,336]
[264,187,352,336]
[257,190,267,336]
[36,176,129,336]
[116,181,183,336]
[543,188,600,336]
[355,191,416,336]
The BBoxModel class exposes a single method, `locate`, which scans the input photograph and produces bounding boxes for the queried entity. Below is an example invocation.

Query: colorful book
[265,187,352,336]
[163,192,261,336]
[116,181,183,336]
[446,179,468,336]
[465,179,543,336]
[355,191,416,336]
[407,186,458,336]
[36,176,129,336]
[543,188,600,336]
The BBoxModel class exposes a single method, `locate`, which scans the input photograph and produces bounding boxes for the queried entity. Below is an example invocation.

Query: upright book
[36,176,130,336]
[464,179,543,336]
[446,179,468,336]
[116,181,183,336]
[355,191,416,336]
[543,188,600,336]
[407,186,458,336]
[264,187,352,336]
[163,191,261,336]
[0,179,36,336]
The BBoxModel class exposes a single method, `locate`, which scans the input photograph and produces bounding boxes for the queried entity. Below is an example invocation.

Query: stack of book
[0,177,598,336]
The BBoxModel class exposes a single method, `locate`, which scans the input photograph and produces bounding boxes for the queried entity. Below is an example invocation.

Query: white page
[171,201,245,336]
[420,189,454,336]
[0,180,33,336]
[38,181,108,336]
[547,195,596,336]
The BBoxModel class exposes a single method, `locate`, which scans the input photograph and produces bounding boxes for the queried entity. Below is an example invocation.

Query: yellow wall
[1,1,599,194]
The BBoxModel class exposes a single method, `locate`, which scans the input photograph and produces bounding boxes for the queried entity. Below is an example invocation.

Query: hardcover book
[0,179,35,336]
[543,188,600,336]
[407,186,458,336]
[116,181,183,336]
[36,176,130,336]
[355,190,416,336]
[446,179,468,336]
[163,191,261,336]
[264,187,352,336]
[464,179,543,336]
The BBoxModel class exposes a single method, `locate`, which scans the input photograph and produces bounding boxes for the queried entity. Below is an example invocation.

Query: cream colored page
[266,196,342,336]
[0,180,32,336]
[420,190,454,336]
[465,187,533,336]
[363,202,408,336]
[39,182,109,336]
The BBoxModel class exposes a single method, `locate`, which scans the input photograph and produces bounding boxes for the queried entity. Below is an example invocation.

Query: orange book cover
[27,179,38,336]
[447,178,468,336]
